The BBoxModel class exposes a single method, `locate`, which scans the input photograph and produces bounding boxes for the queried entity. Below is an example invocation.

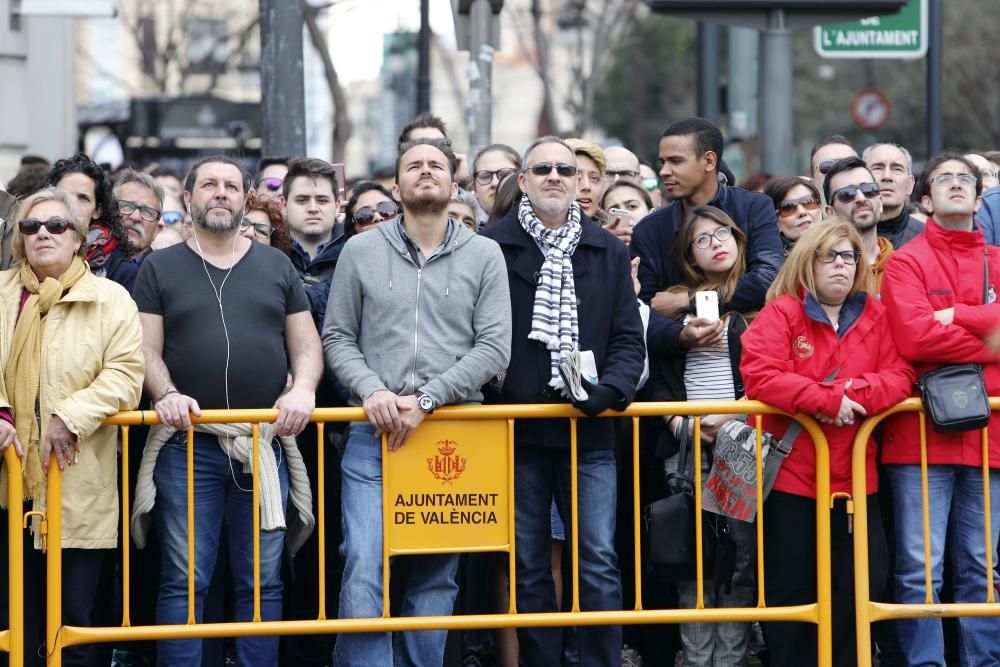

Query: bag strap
[983,251,990,305]
[774,368,840,458]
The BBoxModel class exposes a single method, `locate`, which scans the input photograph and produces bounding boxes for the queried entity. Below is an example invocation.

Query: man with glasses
[810,135,858,202]
[283,158,344,287]
[255,156,289,201]
[863,143,924,249]
[604,145,642,184]
[823,156,893,293]
[482,135,645,667]
[880,151,1000,666]
[114,169,164,265]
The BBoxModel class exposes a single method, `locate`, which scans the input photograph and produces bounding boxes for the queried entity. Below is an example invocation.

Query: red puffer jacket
[741,292,914,497]
[880,218,1000,467]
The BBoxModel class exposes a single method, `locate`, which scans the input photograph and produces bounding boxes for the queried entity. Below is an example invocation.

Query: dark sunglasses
[527,162,578,178]
[817,159,839,175]
[815,249,862,265]
[832,182,880,204]
[354,201,399,226]
[474,168,516,186]
[239,219,274,238]
[261,177,283,192]
[777,195,820,217]
[19,217,74,235]
[161,210,183,225]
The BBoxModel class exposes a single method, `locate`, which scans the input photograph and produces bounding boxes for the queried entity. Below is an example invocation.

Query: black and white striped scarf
[517,194,583,392]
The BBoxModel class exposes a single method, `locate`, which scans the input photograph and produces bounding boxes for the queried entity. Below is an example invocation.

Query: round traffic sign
[851,89,891,131]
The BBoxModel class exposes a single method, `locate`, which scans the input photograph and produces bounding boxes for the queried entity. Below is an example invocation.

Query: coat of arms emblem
[427,439,467,485]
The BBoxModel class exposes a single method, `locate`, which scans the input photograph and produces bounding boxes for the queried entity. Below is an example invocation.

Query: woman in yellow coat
[0,187,144,666]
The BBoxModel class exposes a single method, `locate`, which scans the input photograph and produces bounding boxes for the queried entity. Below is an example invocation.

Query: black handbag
[917,256,992,432]
[642,420,718,579]
[918,363,990,432]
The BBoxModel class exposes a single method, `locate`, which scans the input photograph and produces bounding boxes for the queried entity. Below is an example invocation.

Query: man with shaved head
[604,145,642,184]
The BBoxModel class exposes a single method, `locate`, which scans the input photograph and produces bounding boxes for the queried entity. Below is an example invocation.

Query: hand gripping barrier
[29,402,834,667]
[850,397,1000,667]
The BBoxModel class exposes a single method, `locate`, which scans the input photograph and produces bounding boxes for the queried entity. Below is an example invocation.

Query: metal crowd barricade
[34,402,833,667]
[850,397,1000,667]
[1,447,24,665]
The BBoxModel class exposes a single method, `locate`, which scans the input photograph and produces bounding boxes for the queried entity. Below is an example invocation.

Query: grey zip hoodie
[322,218,511,407]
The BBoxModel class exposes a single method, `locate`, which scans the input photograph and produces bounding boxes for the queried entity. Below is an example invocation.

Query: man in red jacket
[880,151,1000,666]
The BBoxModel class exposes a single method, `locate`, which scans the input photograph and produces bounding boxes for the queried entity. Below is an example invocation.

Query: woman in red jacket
[740,220,914,667]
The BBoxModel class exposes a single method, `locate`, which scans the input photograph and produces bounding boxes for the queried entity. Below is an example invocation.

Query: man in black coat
[863,142,925,249]
[482,135,645,667]
[631,117,783,357]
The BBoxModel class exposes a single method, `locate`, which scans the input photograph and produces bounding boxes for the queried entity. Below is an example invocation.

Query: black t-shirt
[134,241,310,410]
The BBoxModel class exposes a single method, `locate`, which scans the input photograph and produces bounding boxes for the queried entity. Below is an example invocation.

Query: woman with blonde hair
[740,220,913,667]
[0,187,144,665]
[642,205,757,666]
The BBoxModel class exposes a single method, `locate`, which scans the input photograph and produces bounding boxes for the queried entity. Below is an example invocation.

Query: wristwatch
[417,392,436,414]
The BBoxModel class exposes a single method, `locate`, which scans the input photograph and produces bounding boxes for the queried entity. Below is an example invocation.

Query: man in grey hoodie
[322,138,511,667]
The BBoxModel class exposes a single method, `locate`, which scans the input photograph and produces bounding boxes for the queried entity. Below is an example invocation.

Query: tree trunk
[303,2,353,161]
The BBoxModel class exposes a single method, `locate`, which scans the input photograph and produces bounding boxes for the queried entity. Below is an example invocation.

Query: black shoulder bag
[917,254,992,432]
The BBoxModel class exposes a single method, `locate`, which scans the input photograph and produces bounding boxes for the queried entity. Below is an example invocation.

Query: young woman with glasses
[343,182,400,240]
[471,144,521,225]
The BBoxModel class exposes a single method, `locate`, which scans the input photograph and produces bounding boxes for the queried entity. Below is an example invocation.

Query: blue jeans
[514,446,622,667]
[334,423,460,667]
[154,432,288,667]
[886,464,1000,667]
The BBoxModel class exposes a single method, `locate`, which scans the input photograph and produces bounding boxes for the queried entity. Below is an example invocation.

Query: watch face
[419,395,434,411]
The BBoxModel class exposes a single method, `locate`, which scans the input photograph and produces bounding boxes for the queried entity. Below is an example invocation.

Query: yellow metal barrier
[851,397,1000,666]
[35,402,833,667]
[1,447,24,665]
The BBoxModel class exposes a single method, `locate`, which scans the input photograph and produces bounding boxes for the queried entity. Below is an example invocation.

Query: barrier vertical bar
[6,449,23,666]
[507,419,517,613]
[316,421,327,620]
[381,431,391,618]
[121,425,132,627]
[47,462,63,667]
[814,420,833,667]
[252,423,261,622]
[186,428,196,624]
[981,426,996,603]
[632,417,643,611]
[754,414,766,608]
[694,417,704,609]
[852,414,875,667]
[569,417,580,613]
[919,413,933,603]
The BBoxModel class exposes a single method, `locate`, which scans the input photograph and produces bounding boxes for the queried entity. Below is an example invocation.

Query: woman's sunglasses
[777,195,820,217]
[20,217,74,235]
[354,201,399,227]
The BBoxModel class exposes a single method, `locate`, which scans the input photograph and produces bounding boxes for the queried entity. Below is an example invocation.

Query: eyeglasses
[239,219,274,238]
[692,226,733,249]
[931,172,977,187]
[777,195,821,217]
[260,177,283,192]
[354,201,399,227]
[527,162,578,178]
[161,210,183,225]
[605,169,639,181]
[831,182,880,204]
[815,249,862,265]
[118,199,161,222]
[474,168,516,186]
[19,217,75,235]
[642,176,660,192]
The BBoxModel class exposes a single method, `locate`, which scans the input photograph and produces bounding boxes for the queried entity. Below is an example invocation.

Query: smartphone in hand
[695,291,720,321]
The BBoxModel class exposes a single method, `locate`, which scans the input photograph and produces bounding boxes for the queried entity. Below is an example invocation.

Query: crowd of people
[0,112,999,667]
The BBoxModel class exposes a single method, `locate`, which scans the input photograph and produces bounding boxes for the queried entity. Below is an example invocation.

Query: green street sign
[814,0,927,59]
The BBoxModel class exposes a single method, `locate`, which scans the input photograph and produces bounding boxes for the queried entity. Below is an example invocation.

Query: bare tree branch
[303,1,353,160]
